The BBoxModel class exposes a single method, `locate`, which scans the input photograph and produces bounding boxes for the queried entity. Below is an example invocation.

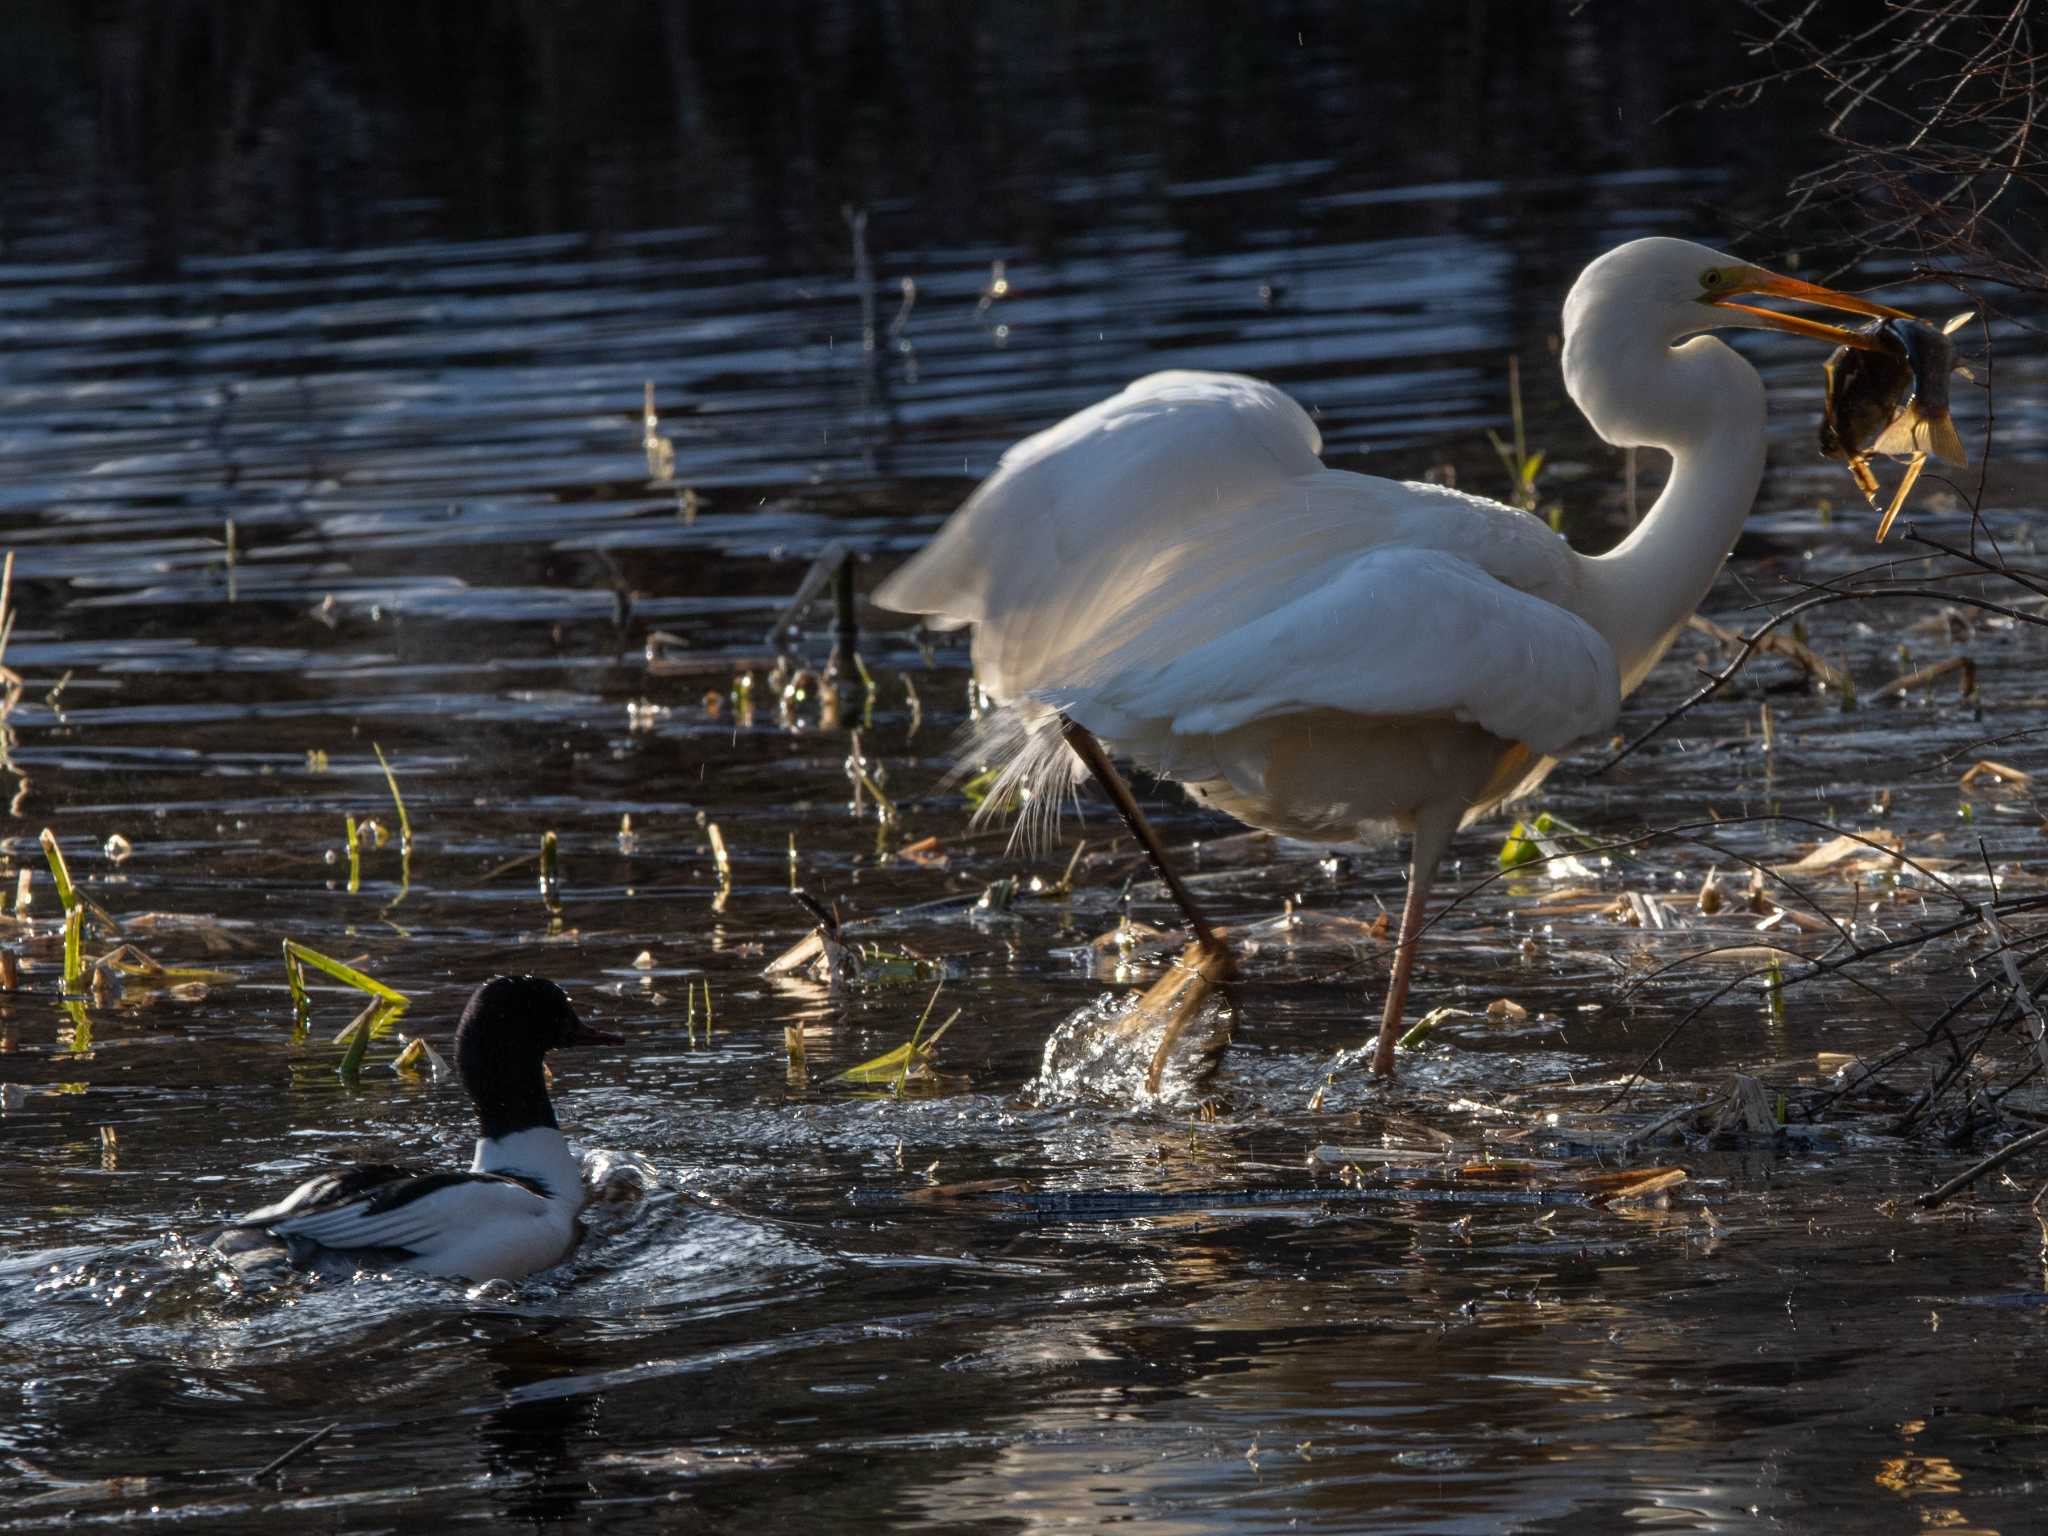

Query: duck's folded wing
[873,371,1325,699]
[1071,546,1621,757]
[255,1171,547,1256]
[230,1163,421,1227]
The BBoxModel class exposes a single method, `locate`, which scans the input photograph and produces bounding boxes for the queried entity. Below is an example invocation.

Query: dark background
[4,2,1813,271]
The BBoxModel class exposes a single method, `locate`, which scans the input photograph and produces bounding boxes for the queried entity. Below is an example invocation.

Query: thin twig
[1598,586,2048,772]
[248,1422,338,1485]
[1917,1122,2048,1208]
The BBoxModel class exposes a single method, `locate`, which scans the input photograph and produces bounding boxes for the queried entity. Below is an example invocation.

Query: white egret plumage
[876,238,1909,1078]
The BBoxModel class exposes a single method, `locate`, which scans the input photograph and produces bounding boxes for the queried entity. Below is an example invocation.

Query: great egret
[876,237,1909,1078]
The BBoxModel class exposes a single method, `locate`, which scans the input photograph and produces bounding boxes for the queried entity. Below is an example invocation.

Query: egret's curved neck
[1570,336,1767,696]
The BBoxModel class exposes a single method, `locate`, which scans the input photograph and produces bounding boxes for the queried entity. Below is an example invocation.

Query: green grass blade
[40,829,75,912]
[283,940,309,1038]
[895,984,943,1095]
[1397,1004,1466,1051]
[61,905,82,992]
[281,940,408,1006]
[837,997,960,1086]
[836,1039,926,1084]
[1497,822,1538,869]
[96,950,236,988]
[371,744,412,852]
[336,1002,379,1083]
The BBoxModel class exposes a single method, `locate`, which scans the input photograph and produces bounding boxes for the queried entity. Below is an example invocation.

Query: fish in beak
[1698,264,1975,541]
[1699,265,1915,349]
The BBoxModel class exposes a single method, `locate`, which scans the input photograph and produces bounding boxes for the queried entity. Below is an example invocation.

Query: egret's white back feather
[1071,545,1618,752]
[879,370,1622,842]
[875,371,1325,701]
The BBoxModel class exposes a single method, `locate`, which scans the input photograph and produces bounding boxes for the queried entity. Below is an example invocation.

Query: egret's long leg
[1370,813,1454,1078]
[1058,715,1228,963]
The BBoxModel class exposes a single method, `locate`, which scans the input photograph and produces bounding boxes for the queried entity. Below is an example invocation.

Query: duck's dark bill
[567,1020,623,1047]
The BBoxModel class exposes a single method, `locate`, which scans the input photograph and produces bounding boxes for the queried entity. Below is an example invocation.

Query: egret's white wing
[873,370,1325,698]
[1049,472,1580,684]
[1071,546,1620,757]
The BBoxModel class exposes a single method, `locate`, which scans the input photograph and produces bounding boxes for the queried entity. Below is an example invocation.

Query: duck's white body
[217,976,607,1283]
[232,1128,586,1282]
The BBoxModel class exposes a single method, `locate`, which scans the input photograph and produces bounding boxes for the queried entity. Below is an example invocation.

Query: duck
[213,974,616,1282]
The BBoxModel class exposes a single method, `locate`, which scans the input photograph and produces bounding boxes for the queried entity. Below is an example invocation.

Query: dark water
[2,6,2047,1532]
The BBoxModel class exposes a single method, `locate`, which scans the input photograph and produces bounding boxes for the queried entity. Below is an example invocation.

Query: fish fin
[1921,410,1968,467]
[1941,311,1976,335]
[1870,413,1925,457]
[1953,364,1978,383]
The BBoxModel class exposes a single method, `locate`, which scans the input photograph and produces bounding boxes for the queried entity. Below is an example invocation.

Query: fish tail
[1920,408,1967,467]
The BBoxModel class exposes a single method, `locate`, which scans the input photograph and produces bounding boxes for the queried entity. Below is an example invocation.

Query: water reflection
[4,4,1800,268]
[474,1324,601,1525]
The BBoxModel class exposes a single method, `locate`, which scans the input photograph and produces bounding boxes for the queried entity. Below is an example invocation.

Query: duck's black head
[453,975,611,1140]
